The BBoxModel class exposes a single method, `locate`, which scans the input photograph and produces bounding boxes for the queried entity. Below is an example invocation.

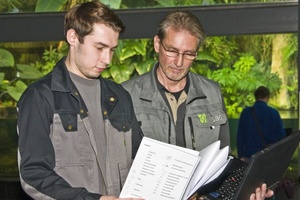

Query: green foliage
[101,0,122,9]
[281,34,298,110]
[197,37,287,118]
[0,62,45,103]
[7,80,27,101]
[0,49,14,67]
[0,48,43,105]
[35,0,68,12]
[0,0,34,12]
[39,43,67,75]
[102,39,156,83]
[16,64,43,79]
[155,0,175,7]
[0,44,65,106]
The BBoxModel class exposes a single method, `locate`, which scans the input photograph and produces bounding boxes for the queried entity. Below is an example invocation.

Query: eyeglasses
[160,42,198,60]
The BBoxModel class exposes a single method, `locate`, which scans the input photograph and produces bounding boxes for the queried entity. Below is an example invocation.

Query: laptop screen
[234,131,300,199]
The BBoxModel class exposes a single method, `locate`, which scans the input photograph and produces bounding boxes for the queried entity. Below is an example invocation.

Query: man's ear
[66,29,77,46]
[154,35,160,53]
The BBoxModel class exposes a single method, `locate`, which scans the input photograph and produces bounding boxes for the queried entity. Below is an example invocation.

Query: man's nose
[100,49,113,65]
[174,53,184,67]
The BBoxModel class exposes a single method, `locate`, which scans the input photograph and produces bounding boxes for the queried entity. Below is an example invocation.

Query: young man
[122,11,273,200]
[237,86,286,161]
[17,1,143,200]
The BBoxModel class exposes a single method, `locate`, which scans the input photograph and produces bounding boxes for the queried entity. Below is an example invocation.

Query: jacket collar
[139,63,161,101]
[51,57,73,92]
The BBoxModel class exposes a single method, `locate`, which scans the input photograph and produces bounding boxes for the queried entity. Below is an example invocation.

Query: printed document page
[120,137,201,200]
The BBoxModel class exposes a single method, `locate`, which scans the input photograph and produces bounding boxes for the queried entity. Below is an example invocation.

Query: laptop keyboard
[207,163,248,200]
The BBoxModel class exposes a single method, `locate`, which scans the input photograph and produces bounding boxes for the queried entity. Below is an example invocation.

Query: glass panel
[0,40,66,178]
[0,33,298,180]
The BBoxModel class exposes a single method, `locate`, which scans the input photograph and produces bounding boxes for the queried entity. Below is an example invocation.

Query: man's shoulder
[17,73,53,106]
[188,72,221,93]
[239,106,253,116]
[23,72,52,93]
[267,105,281,114]
[121,71,152,91]
[122,72,151,84]
[189,71,218,85]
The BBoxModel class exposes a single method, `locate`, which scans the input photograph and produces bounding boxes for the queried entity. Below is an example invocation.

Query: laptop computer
[194,130,300,200]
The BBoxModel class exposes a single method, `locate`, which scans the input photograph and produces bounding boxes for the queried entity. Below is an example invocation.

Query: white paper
[182,141,221,199]
[185,146,229,199]
[120,137,201,200]
[120,137,229,200]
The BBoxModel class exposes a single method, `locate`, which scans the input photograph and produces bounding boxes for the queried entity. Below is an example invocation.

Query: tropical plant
[0,48,42,106]
[0,43,66,107]
[102,39,156,83]
[197,36,286,118]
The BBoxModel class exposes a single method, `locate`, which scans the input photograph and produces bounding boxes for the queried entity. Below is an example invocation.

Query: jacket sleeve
[17,88,101,200]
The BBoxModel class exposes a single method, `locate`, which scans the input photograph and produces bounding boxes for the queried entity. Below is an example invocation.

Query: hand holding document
[120,137,230,200]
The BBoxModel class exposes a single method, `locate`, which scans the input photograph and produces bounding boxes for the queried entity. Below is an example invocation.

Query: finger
[260,183,267,197]
[266,189,274,198]
[250,193,255,200]
[255,186,262,199]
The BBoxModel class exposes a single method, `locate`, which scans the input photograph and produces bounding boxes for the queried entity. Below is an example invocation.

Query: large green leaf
[131,40,147,56]
[0,49,14,67]
[101,0,122,9]
[119,40,148,61]
[7,80,28,101]
[196,52,218,63]
[110,64,135,83]
[35,0,67,12]
[135,59,155,75]
[16,64,44,80]
[120,47,137,61]
[210,68,240,87]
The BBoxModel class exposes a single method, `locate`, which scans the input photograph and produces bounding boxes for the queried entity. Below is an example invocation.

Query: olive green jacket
[122,64,229,151]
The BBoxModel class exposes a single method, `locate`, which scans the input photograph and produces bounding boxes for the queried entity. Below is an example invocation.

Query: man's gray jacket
[122,64,229,151]
[17,57,142,199]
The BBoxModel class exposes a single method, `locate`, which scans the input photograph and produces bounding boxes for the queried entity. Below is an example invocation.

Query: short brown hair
[64,1,125,43]
[254,86,270,100]
[157,11,206,48]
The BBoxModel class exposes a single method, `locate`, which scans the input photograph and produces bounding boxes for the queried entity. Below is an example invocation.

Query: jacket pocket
[135,108,169,141]
[193,110,227,128]
[188,110,227,150]
[51,113,97,191]
[52,113,93,165]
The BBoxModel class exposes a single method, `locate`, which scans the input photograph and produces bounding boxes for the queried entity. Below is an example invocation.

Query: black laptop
[194,131,300,200]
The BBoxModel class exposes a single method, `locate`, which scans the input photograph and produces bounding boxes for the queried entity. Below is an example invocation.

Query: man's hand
[250,183,274,200]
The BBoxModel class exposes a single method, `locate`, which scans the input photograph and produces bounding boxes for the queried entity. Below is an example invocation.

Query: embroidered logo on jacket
[198,114,207,123]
